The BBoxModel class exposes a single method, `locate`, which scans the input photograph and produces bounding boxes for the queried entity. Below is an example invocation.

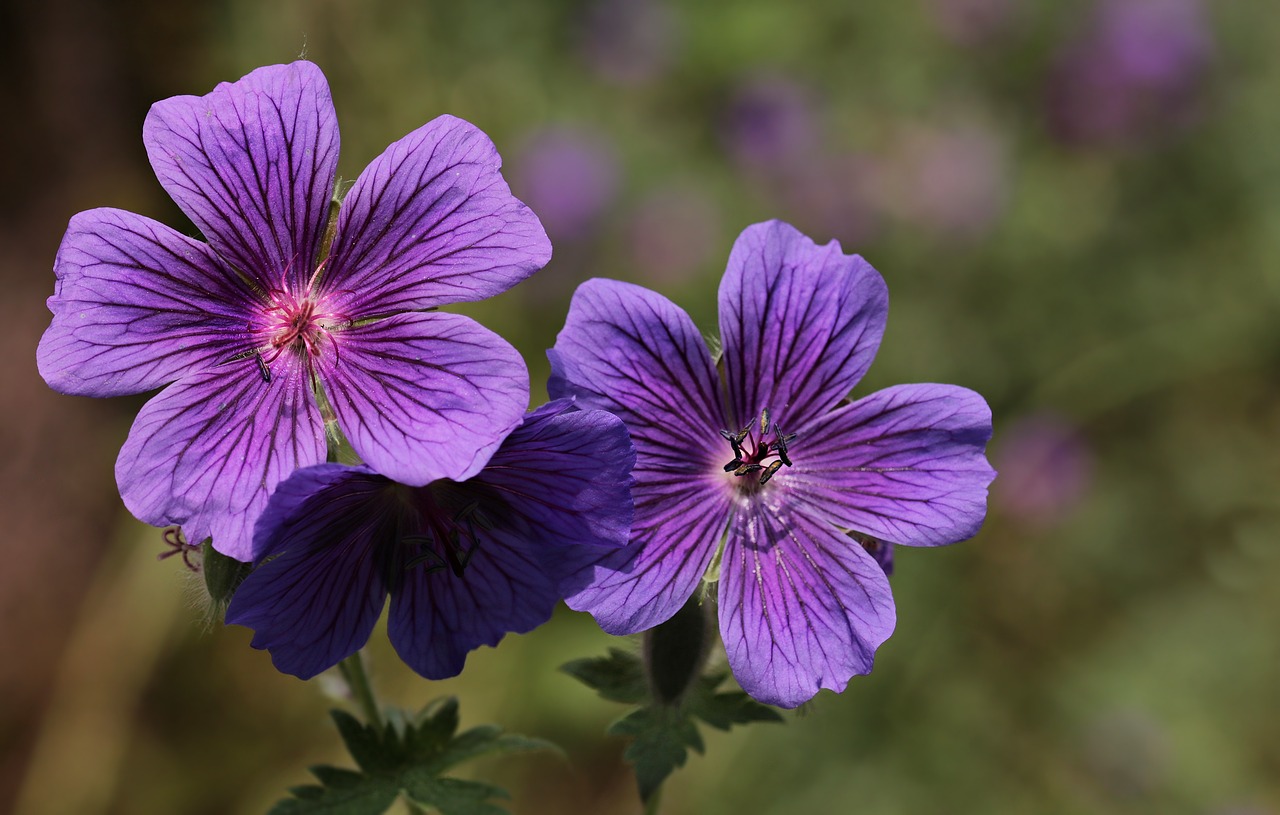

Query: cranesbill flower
[549,220,995,708]
[37,62,550,559]
[225,402,635,680]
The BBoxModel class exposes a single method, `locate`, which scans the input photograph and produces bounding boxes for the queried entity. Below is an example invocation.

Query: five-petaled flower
[37,61,551,559]
[548,220,995,708]
[225,402,635,680]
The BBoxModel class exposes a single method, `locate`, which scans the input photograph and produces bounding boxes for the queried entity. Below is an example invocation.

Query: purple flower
[1046,0,1213,146]
[548,220,995,708]
[513,126,618,242]
[36,62,550,559]
[225,401,635,680]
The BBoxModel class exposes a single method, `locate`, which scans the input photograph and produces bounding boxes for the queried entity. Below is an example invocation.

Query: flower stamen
[720,406,796,486]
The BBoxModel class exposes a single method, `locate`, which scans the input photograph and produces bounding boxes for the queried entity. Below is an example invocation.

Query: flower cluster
[38,62,994,702]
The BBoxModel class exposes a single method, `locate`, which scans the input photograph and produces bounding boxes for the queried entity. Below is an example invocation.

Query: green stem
[644,786,663,815]
[338,652,383,730]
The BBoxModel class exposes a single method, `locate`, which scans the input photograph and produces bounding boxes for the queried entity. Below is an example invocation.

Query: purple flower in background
[1046,0,1213,146]
[722,74,820,171]
[226,402,635,679]
[37,61,550,559]
[579,0,680,86]
[514,126,618,242]
[994,412,1092,527]
[549,220,995,708]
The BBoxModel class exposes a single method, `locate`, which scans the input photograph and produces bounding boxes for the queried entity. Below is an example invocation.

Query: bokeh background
[3,0,1278,812]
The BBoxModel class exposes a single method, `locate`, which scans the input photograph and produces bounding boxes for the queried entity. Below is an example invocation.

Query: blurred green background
[3,0,1278,812]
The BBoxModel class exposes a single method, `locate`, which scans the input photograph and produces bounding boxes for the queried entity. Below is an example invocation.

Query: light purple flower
[225,401,635,680]
[513,126,618,242]
[36,61,550,559]
[1046,0,1213,146]
[549,220,995,708]
[994,412,1092,527]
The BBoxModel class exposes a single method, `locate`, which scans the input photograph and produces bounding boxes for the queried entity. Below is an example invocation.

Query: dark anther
[759,460,785,485]
[760,407,771,436]
[723,458,744,472]
[733,462,763,476]
[255,352,272,383]
[775,429,795,467]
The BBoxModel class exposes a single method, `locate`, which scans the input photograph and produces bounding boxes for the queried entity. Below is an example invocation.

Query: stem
[644,786,663,815]
[338,652,383,730]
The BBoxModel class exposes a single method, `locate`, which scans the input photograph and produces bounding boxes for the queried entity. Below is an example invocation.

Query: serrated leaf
[560,648,647,704]
[402,776,511,815]
[331,710,398,775]
[266,775,398,815]
[309,766,367,789]
[608,708,703,802]
[690,690,784,730]
[425,725,557,774]
[274,700,553,815]
[407,697,462,756]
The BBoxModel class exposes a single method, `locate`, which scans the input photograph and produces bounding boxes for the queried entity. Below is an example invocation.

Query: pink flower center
[243,262,351,383]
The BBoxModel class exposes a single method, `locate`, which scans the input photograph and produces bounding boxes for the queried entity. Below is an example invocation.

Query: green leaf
[403,776,511,815]
[688,686,783,731]
[426,725,557,774]
[271,702,554,815]
[560,648,647,704]
[576,659,785,803]
[330,710,398,775]
[266,773,398,815]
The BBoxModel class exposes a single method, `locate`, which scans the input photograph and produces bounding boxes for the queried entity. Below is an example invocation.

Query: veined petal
[784,383,995,546]
[719,503,896,709]
[718,220,888,428]
[226,465,398,680]
[561,477,730,635]
[115,359,326,560]
[320,311,529,486]
[548,278,726,468]
[323,115,551,315]
[144,61,339,291]
[388,527,558,680]
[38,208,258,396]
[476,401,635,550]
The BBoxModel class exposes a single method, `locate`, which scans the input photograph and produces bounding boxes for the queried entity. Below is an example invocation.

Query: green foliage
[269,698,553,815]
[564,650,782,802]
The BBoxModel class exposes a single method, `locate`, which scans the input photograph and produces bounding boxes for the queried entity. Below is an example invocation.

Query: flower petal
[718,220,888,428]
[144,61,339,290]
[387,526,558,680]
[322,115,551,315]
[320,311,529,486]
[115,359,326,560]
[226,465,397,679]
[476,400,635,550]
[560,476,730,635]
[548,278,726,468]
[38,208,258,396]
[784,383,995,546]
[719,503,896,708]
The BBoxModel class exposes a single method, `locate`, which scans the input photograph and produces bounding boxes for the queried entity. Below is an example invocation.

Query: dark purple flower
[36,62,550,560]
[549,220,995,708]
[225,401,635,680]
